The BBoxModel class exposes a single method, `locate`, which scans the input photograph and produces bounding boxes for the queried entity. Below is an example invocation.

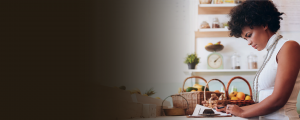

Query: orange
[236,92,245,100]
[214,90,220,93]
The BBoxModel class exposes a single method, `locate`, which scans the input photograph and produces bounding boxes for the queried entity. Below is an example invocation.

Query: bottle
[231,52,241,69]
[212,17,220,28]
[248,53,258,69]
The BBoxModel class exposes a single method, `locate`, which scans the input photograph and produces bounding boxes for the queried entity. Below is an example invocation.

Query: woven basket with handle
[202,79,229,108]
[226,76,255,107]
[171,76,223,115]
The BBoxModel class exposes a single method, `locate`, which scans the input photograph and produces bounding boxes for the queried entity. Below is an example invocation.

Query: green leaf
[184,53,200,65]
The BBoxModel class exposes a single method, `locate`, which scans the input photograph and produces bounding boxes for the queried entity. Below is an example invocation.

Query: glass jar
[200,0,212,4]
[200,21,210,29]
[230,85,237,93]
[248,53,258,69]
[220,86,225,93]
[212,17,220,28]
[235,0,242,4]
[214,0,224,4]
[224,0,235,4]
[231,52,240,69]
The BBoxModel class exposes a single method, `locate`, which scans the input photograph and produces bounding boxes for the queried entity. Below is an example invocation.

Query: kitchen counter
[121,116,265,120]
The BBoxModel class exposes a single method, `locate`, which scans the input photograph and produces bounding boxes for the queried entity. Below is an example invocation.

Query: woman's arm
[228,41,300,118]
[216,103,256,113]
[240,103,256,111]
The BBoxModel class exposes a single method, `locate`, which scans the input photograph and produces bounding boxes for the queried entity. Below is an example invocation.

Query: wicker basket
[202,79,229,108]
[225,76,255,107]
[172,76,223,115]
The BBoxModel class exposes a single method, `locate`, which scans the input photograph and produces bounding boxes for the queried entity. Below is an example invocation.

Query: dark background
[0,0,180,119]
[0,0,117,119]
[0,0,172,119]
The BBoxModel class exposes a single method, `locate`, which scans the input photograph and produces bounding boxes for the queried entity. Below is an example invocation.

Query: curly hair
[228,0,284,38]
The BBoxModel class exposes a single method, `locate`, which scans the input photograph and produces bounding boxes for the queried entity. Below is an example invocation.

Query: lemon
[231,97,238,100]
[245,96,251,100]
[191,90,196,92]
[193,84,202,91]
[207,43,213,45]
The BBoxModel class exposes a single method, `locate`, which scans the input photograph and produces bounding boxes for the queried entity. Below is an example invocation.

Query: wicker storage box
[172,76,223,115]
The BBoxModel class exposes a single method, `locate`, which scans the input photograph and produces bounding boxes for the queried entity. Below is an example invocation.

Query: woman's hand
[226,104,244,117]
[215,105,226,113]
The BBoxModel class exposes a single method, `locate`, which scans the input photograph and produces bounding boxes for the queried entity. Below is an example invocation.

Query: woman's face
[241,26,270,51]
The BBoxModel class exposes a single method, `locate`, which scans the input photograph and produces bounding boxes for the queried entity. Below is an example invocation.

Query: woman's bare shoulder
[284,40,300,48]
[277,40,300,67]
[280,40,300,55]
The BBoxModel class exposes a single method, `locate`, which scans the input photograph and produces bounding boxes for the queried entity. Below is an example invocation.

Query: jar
[224,0,235,4]
[223,22,228,29]
[235,0,242,4]
[212,17,220,28]
[220,86,225,93]
[230,85,237,93]
[214,0,224,4]
[231,52,240,69]
[248,53,258,69]
[200,21,210,29]
[199,0,212,4]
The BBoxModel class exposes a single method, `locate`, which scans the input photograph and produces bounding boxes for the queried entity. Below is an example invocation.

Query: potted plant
[184,53,200,69]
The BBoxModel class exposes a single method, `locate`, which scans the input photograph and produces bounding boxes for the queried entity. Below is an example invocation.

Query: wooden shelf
[184,69,258,75]
[198,4,238,14]
[199,4,238,7]
[185,69,258,73]
[199,28,229,32]
[195,30,230,38]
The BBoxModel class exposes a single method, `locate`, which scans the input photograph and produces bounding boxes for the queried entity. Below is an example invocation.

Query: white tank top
[257,34,300,120]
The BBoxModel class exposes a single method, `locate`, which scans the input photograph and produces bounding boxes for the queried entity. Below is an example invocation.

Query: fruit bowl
[205,45,224,52]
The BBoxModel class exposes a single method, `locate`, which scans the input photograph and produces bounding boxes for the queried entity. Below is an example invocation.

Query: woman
[215,1,300,119]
